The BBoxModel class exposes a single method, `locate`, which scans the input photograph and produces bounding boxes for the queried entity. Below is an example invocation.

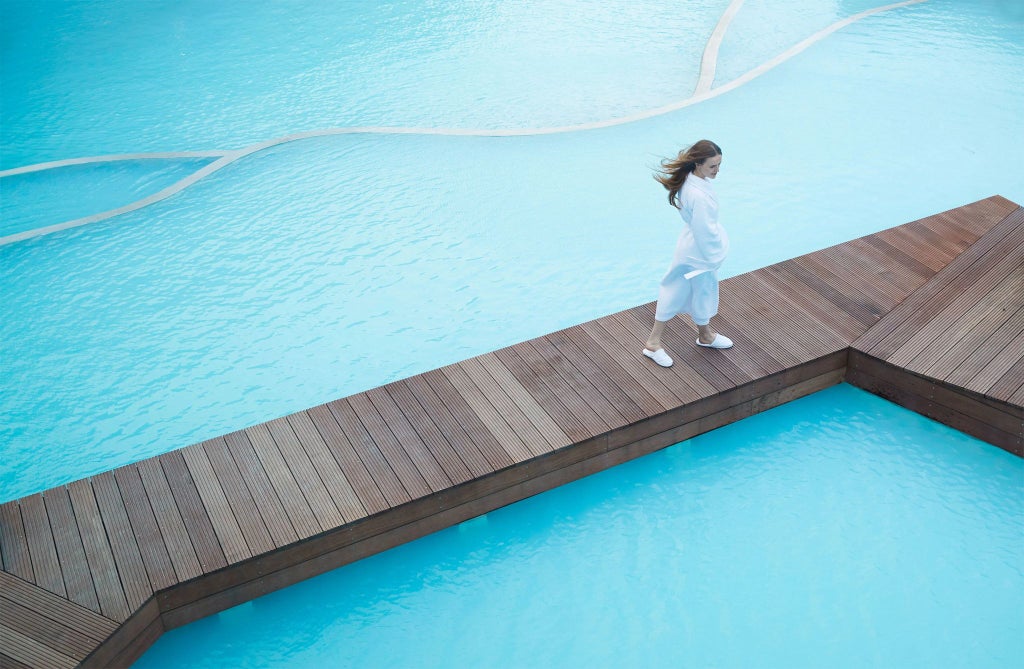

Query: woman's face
[694,154,722,179]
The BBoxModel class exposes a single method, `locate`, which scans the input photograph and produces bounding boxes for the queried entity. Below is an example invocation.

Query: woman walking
[643,140,732,368]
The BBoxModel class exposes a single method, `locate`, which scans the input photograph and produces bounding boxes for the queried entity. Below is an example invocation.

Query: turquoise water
[2,0,1022,502]
[135,385,1024,668]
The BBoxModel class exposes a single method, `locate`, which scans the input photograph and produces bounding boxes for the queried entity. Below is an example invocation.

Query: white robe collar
[686,174,717,203]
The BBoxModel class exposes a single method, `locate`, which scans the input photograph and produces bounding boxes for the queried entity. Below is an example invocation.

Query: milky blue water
[135,385,1024,668]
[2,0,1022,503]
[2,1,1022,665]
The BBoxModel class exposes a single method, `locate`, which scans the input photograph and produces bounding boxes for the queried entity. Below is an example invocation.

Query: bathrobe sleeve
[680,184,729,271]
[689,195,728,269]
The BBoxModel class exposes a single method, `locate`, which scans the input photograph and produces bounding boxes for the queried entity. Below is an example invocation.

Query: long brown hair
[654,140,722,208]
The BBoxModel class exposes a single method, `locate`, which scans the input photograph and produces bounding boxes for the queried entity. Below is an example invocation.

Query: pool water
[134,385,1024,668]
[2,0,1022,503]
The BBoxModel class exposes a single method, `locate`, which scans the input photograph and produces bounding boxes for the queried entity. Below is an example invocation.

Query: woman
[643,140,732,368]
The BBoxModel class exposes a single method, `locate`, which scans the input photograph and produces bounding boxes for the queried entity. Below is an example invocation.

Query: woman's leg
[691,273,721,343]
[645,319,668,351]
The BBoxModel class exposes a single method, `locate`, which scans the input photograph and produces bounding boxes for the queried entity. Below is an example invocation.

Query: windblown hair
[654,139,722,208]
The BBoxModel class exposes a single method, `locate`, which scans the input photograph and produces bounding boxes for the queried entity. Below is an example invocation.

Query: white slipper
[696,334,733,349]
[643,347,673,367]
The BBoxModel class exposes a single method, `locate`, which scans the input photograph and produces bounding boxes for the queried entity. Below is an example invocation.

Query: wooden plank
[383,381,475,483]
[0,624,77,669]
[590,313,708,400]
[849,351,1022,435]
[90,471,153,610]
[264,417,346,528]
[0,501,34,581]
[19,494,65,597]
[793,253,893,320]
[872,224,952,272]
[181,443,252,565]
[287,412,368,523]
[492,345,596,443]
[717,277,807,367]
[79,598,160,669]
[885,236,1024,368]
[222,430,299,547]
[856,207,1024,356]
[347,393,435,498]
[577,319,691,407]
[113,466,178,592]
[543,330,653,423]
[529,335,634,429]
[959,313,1024,396]
[441,362,537,462]
[457,357,552,459]
[306,404,391,515]
[159,451,228,574]
[135,458,202,583]
[0,651,32,669]
[990,354,1024,404]
[402,375,497,477]
[1009,377,1024,406]
[742,271,852,354]
[201,437,276,556]
[847,354,1020,455]
[777,258,880,329]
[833,237,931,295]
[244,423,323,539]
[363,387,454,491]
[918,290,1024,381]
[689,306,784,381]
[42,487,100,612]
[421,369,516,471]
[326,398,413,506]
[67,479,130,621]
[0,597,96,660]
[754,264,863,342]
[0,572,117,642]
[512,338,614,434]
[476,351,573,449]
[633,304,754,388]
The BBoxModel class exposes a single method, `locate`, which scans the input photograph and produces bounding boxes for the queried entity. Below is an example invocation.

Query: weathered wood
[222,430,299,547]
[457,357,553,458]
[113,466,178,591]
[134,458,202,583]
[244,423,323,539]
[66,480,130,621]
[201,437,276,556]
[19,494,66,597]
[0,501,34,582]
[90,472,153,610]
[41,489,99,612]
[287,412,368,522]
[306,404,391,514]
[402,374,498,477]
[181,443,252,565]
[0,572,118,642]
[159,452,228,574]
[326,397,414,506]
[263,417,346,528]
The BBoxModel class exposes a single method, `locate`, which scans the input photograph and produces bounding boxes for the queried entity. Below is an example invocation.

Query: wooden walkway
[1,195,1020,668]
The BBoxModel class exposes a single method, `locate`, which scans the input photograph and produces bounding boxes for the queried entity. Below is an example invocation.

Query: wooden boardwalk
[1,195,1020,668]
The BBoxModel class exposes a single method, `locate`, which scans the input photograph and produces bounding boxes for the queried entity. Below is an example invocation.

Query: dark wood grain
[0,501,34,582]
[19,494,65,597]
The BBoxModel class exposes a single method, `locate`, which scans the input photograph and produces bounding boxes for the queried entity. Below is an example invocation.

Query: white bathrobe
[654,174,729,325]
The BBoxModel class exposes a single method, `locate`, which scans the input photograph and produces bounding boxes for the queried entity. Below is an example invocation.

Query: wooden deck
[1,195,1020,668]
